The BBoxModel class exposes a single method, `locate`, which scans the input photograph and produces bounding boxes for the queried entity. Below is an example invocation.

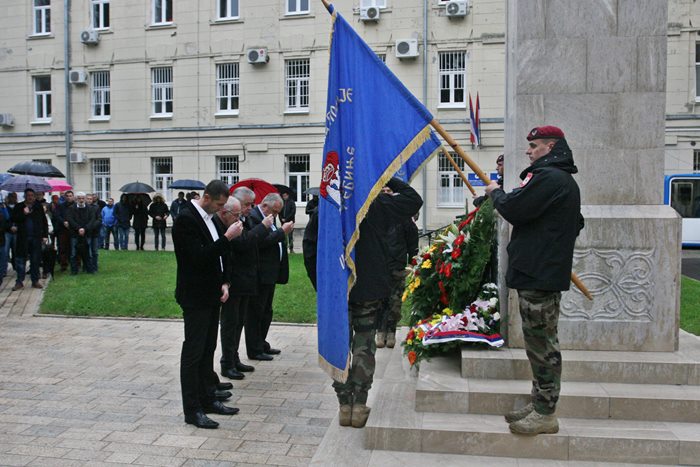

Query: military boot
[375,332,386,349]
[509,410,559,435]
[338,405,352,427]
[504,402,534,423]
[385,332,396,348]
[351,403,371,428]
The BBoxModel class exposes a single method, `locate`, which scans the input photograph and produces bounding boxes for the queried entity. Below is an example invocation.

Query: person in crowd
[332,177,423,429]
[41,203,56,279]
[0,199,9,287]
[66,192,100,275]
[4,192,18,271]
[85,193,103,271]
[375,186,419,349]
[172,180,243,429]
[246,193,293,361]
[148,194,170,251]
[54,191,74,272]
[10,188,49,290]
[474,154,504,207]
[191,192,201,201]
[131,197,148,250]
[170,191,186,222]
[302,194,319,290]
[485,125,584,436]
[101,198,117,250]
[113,194,132,250]
[279,191,296,253]
[218,188,274,380]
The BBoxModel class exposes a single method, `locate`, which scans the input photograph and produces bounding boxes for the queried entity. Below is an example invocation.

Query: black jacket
[11,201,49,255]
[131,202,149,229]
[249,206,289,285]
[302,200,318,260]
[65,204,101,238]
[350,178,423,303]
[385,218,419,271]
[113,201,132,228]
[280,197,296,223]
[148,201,170,228]
[215,215,269,296]
[172,201,231,308]
[490,139,584,291]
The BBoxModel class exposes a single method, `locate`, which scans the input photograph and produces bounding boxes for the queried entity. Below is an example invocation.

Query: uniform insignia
[520,172,533,187]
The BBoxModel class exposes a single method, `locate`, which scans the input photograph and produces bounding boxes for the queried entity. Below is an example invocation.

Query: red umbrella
[229,178,279,204]
[46,178,73,192]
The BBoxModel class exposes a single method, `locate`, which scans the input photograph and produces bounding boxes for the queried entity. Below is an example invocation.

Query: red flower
[438,281,449,305]
[411,258,417,266]
[407,329,415,340]
[422,253,431,260]
[408,351,417,366]
[454,234,465,247]
[444,262,453,278]
[451,248,462,260]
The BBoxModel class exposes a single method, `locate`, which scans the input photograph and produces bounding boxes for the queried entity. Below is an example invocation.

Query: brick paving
[0,269,336,466]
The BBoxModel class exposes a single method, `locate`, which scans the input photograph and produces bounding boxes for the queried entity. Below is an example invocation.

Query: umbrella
[8,160,65,178]
[305,187,320,197]
[119,181,155,193]
[0,174,52,193]
[0,174,14,185]
[273,184,295,197]
[46,179,73,192]
[127,193,152,206]
[230,178,278,204]
[168,179,206,190]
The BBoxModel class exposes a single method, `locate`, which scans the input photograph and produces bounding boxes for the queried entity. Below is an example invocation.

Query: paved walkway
[0,269,337,466]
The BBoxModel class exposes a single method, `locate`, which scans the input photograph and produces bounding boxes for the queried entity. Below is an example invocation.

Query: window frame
[33,0,51,35]
[91,0,110,30]
[217,0,239,20]
[216,63,240,115]
[152,157,174,202]
[286,154,310,204]
[285,0,310,16]
[217,156,240,186]
[91,158,111,201]
[360,0,387,8]
[151,67,173,117]
[694,149,700,172]
[90,70,111,119]
[437,151,466,207]
[33,75,52,122]
[695,43,700,102]
[152,0,173,25]
[438,50,467,109]
[285,59,310,113]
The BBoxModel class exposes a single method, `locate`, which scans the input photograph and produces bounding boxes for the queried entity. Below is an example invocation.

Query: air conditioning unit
[246,48,269,64]
[445,0,469,17]
[69,69,88,85]
[360,6,380,21]
[0,113,14,128]
[69,151,87,164]
[395,38,419,59]
[80,29,100,45]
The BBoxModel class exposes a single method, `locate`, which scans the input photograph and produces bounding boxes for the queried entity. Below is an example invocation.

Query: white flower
[493,312,501,321]
[489,297,498,307]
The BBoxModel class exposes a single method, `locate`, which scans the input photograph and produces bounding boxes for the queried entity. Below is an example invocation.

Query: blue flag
[317,5,441,382]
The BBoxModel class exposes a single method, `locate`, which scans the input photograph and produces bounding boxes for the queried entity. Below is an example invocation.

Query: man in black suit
[247,193,293,361]
[172,180,244,429]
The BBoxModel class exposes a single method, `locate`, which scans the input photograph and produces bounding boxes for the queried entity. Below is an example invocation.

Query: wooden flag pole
[320,0,331,12]
[430,119,593,301]
[440,146,477,196]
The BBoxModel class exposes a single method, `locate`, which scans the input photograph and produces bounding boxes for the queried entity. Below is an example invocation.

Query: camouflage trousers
[377,270,407,334]
[332,299,382,405]
[518,289,562,416]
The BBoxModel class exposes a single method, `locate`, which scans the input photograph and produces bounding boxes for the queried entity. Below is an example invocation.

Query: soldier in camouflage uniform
[486,126,583,435]
[333,178,422,428]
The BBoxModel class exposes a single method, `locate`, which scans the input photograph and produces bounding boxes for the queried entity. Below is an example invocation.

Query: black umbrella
[168,179,206,190]
[8,160,65,178]
[305,187,320,197]
[0,174,52,192]
[127,193,152,206]
[273,183,295,197]
[119,181,155,193]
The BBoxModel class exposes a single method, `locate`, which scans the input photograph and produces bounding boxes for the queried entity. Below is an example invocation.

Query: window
[91,0,110,29]
[361,0,387,7]
[34,76,51,121]
[286,0,309,15]
[151,67,173,116]
[696,44,700,100]
[216,63,239,114]
[152,157,173,201]
[217,156,239,185]
[91,71,110,118]
[286,155,310,204]
[376,53,386,63]
[438,51,466,107]
[670,178,700,218]
[33,0,51,35]
[92,159,111,200]
[437,152,466,206]
[33,158,52,164]
[694,149,700,172]
[218,0,239,19]
[152,0,172,24]
[285,59,310,112]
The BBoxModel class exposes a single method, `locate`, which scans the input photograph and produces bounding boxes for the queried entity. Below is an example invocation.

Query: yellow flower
[402,290,409,302]
[414,277,421,288]
[406,339,413,346]
[421,259,432,269]
[442,307,453,315]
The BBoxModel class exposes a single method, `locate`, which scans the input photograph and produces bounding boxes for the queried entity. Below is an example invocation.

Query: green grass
[681,275,700,336]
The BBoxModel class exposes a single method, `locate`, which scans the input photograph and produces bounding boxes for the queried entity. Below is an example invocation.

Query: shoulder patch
[520,172,533,187]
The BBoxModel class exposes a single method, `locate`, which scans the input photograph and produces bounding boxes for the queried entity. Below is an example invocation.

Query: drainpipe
[63,0,73,184]
[421,0,428,233]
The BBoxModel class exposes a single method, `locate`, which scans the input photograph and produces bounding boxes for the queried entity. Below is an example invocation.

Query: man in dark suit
[10,188,48,290]
[247,193,293,361]
[172,180,244,429]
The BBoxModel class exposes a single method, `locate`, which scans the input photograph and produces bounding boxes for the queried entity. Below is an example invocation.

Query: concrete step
[416,356,700,422]
[365,380,700,465]
[461,331,700,385]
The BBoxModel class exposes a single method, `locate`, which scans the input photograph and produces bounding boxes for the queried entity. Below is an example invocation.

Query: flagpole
[320,0,331,13]
[440,146,476,196]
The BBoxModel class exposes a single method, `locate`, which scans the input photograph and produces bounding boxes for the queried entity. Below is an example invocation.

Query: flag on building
[317,4,441,382]
[469,92,481,147]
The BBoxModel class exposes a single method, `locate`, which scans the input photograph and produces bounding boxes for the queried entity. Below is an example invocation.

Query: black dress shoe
[265,348,282,355]
[221,368,245,380]
[214,389,232,401]
[216,382,233,391]
[236,362,255,372]
[250,353,273,361]
[185,411,219,429]
[203,400,240,415]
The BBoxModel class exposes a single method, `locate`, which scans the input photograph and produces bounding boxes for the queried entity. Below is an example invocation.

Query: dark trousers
[70,237,92,274]
[220,295,250,369]
[180,304,220,416]
[303,254,317,291]
[153,226,166,250]
[57,229,70,270]
[246,284,276,357]
[102,225,116,249]
[134,227,146,250]
[15,237,42,284]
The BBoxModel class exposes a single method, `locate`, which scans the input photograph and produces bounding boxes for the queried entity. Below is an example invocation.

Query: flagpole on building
[320,0,331,13]
[440,147,476,196]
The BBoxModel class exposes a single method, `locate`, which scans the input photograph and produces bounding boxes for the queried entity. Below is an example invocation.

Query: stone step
[365,380,700,465]
[461,331,700,385]
[416,356,700,422]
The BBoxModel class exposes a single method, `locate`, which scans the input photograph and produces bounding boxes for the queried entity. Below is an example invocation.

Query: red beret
[527,126,565,141]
